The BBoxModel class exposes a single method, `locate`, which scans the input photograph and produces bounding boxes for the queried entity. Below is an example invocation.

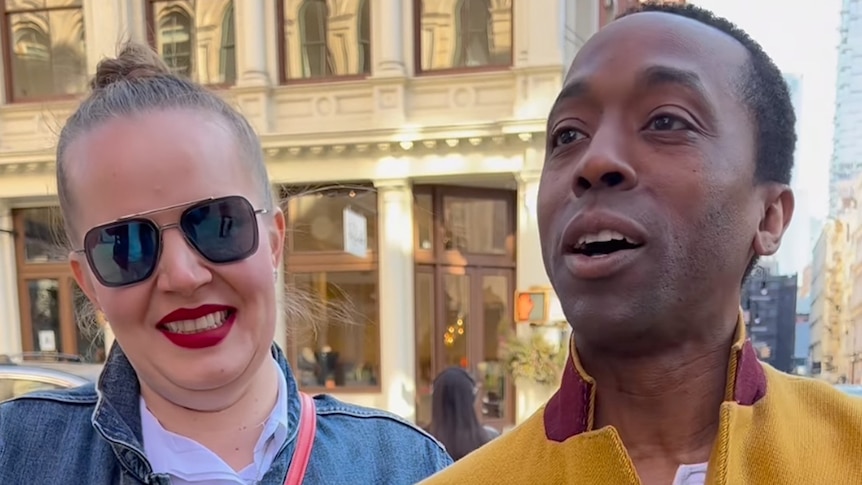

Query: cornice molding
[0,130,547,176]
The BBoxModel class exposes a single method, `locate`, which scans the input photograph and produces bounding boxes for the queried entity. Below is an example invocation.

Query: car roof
[0,353,103,384]
[0,364,94,388]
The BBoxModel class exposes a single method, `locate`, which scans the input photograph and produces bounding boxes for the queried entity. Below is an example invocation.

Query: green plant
[499,329,568,386]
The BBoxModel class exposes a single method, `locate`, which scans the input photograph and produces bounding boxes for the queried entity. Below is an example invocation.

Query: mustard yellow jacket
[421,322,862,484]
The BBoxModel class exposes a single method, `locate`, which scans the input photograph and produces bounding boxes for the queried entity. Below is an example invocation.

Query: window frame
[412,0,514,76]
[0,0,87,103]
[144,0,237,88]
[280,185,382,393]
[12,208,100,361]
[276,0,371,85]
[412,185,518,429]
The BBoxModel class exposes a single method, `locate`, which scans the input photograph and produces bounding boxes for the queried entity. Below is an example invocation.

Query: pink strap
[284,392,317,485]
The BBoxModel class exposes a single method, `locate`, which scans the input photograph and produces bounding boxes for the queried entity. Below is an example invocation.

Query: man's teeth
[162,311,229,334]
[577,230,635,246]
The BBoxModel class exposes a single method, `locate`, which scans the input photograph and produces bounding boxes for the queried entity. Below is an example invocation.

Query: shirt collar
[543,310,767,442]
[139,357,290,481]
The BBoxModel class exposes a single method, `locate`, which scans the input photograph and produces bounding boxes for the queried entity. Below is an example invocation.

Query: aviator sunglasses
[74,195,268,288]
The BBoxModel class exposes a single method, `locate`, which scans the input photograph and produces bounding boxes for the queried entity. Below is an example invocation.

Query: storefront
[0,0,588,426]
[0,133,549,430]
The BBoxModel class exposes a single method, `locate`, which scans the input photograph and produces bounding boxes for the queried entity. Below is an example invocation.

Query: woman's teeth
[162,311,229,334]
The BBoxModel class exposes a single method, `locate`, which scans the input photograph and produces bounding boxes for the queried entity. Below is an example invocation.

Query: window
[416,0,512,73]
[13,208,106,364]
[1,0,87,101]
[147,0,237,85]
[281,186,380,391]
[279,0,371,81]
[413,186,516,430]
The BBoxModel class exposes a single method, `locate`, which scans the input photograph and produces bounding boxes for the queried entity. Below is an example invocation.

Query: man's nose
[155,228,212,296]
[570,127,638,198]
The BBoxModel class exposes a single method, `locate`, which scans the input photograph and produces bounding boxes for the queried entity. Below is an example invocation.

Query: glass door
[414,266,515,430]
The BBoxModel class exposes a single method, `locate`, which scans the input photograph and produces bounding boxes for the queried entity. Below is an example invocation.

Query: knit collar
[543,310,766,442]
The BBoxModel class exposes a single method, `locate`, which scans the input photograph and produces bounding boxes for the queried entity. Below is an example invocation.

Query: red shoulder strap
[283,392,317,485]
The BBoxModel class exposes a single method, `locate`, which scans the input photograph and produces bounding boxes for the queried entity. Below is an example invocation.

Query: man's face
[538,12,790,349]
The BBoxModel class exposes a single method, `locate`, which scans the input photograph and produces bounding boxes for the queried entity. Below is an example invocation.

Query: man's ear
[69,252,101,311]
[753,184,794,257]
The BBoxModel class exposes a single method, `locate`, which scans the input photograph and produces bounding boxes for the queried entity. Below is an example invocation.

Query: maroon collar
[544,312,767,442]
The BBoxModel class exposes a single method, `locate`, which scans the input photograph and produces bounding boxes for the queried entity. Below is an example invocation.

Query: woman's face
[66,109,284,407]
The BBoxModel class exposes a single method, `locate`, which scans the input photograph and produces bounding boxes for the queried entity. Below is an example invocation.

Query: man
[421,3,862,485]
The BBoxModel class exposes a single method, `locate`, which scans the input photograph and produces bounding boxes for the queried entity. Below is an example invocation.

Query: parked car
[0,353,103,403]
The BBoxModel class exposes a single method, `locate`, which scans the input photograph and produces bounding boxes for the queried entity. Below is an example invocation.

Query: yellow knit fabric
[421,358,862,484]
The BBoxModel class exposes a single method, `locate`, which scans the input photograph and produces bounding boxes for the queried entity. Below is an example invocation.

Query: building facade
[0,0,599,428]
[741,268,798,374]
[809,219,853,382]
[829,0,862,215]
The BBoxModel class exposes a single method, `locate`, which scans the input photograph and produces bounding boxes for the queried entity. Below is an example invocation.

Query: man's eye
[553,128,586,146]
[648,115,690,131]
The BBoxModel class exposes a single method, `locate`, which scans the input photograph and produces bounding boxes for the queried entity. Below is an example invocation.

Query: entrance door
[415,266,515,431]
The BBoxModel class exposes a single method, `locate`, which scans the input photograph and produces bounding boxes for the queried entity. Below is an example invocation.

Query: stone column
[0,203,22,356]
[83,0,145,76]
[374,179,416,420]
[235,0,270,86]
[372,0,406,77]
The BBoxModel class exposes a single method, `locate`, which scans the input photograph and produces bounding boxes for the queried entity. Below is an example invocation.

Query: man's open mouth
[571,230,644,257]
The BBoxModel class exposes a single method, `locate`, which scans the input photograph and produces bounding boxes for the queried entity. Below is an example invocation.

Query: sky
[692,0,843,275]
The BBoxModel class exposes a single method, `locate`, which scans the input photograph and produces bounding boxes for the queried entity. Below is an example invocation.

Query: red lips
[157,304,235,326]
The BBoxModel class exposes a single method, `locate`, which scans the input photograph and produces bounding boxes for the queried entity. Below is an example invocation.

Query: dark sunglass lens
[182,197,258,263]
[84,221,158,286]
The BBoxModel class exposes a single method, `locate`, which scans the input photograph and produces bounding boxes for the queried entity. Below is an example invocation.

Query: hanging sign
[343,207,367,258]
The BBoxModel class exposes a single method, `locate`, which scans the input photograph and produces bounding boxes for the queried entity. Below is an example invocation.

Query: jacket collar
[544,311,767,442]
[91,343,301,481]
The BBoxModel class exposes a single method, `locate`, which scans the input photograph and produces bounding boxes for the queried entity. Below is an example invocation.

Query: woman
[0,43,452,485]
[427,368,499,462]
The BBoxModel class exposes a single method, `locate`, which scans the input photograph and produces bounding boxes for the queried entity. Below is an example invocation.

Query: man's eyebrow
[548,65,711,121]
[638,65,708,98]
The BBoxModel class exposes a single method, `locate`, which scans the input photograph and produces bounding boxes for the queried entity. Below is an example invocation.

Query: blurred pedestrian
[426,367,498,462]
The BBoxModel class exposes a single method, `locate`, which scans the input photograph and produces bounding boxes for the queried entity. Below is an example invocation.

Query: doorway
[413,185,516,430]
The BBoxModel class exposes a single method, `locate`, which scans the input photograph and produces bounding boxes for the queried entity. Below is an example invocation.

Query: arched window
[299,0,332,77]
[220,2,236,84]
[4,0,88,100]
[357,0,371,74]
[11,25,51,99]
[158,10,192,77]
[455,0,491,68]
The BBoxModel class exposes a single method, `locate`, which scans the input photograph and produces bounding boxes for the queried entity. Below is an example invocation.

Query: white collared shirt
[672,463,708,485]
[140,359,289,485]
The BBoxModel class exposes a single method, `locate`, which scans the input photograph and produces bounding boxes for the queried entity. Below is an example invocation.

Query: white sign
[343,208,367,258]
[38,330,56,352]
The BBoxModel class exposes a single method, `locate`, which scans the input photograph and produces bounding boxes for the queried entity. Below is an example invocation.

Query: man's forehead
[563,11,747,88]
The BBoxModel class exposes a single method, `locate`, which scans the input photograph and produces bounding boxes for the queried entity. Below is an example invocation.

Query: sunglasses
[74,196,268,288]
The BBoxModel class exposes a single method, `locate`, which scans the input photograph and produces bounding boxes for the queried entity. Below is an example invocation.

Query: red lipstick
[157,304,236,349]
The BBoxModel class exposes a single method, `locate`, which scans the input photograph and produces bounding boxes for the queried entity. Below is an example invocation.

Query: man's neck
[581,331,734,465]
[141,356,281,443]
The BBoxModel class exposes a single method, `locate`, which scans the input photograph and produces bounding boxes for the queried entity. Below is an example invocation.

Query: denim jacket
[0,344,453,485]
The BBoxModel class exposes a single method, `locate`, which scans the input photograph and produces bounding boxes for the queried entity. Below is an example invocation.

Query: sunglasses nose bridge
[154,223,212,293]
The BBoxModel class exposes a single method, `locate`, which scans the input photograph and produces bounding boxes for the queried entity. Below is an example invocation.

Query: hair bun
[90,42,172,90]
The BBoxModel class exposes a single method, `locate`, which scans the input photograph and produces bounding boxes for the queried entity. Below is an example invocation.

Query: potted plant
[499,326,568,386]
